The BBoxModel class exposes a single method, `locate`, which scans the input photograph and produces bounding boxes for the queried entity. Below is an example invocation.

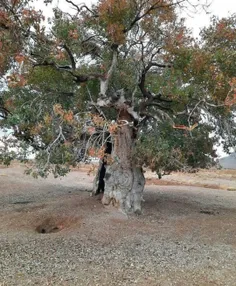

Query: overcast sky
[185,0,236,37]
[33,0,236,37]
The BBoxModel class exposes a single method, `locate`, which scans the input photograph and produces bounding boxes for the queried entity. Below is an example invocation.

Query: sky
[33,0,236,37]
[184,0,236,37]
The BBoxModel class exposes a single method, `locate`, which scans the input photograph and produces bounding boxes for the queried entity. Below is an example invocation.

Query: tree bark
[92,159,105,196]
[100,123,145,214]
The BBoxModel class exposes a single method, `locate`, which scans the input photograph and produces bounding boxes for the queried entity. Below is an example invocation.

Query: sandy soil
[0,164,236,285]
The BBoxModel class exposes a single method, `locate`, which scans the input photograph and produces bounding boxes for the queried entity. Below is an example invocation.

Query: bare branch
[65,0,98,16]
[123,0,186,33]
[80,5,98,17]
[127,106,140,121]
[139,61,172,98]
[43,126,65,171]
[86,86,107,121]
[64,0,81,12]
[148,62,172,69]
[99,49,118,96]
[204,101,225,108]
[62,44,76,71]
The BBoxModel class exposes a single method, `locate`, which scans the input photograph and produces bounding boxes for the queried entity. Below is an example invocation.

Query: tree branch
[65,0,98,16]
[64,0,81,12]
[99,48,118,96]
[152,93,173,103]
[62,44,76,71]
[138,61,172,99]
[148,62,172,69]
[123,0,186,33]
[144,101,174,112]
[139,112,162,123]
[0,114,7,119]
[32,61,103,84]
[0,104,12,119]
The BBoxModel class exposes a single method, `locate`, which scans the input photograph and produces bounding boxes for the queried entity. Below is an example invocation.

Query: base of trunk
[92,119,144,214]
[92,160,105,196]
[101,163,145,214]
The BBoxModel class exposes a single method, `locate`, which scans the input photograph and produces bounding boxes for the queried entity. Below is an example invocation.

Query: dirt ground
[0,164,236,286]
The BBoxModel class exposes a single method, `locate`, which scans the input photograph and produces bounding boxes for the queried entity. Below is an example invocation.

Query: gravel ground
[0,165,236,286]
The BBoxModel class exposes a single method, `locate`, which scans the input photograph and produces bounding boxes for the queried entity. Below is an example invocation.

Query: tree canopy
[0,0,236,177]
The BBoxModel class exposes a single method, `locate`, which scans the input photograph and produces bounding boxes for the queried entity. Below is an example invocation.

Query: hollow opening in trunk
[96,141,112,194]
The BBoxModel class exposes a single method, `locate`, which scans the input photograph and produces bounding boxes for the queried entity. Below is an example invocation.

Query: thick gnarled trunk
[102,164,145,214]
[93,121,145,214]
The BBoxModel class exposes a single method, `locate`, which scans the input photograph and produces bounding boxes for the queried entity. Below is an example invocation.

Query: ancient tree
[0,0,236,213]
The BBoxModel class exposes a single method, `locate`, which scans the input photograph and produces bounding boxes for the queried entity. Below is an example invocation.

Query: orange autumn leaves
[68,29,79,40]
[89,148,113,164]
[6,54,27,87]
[0,4,44,74]
[98,0,129,44]
[88,146,105,158]
[86,114,105,135]
[86,113,115,162]
[216,20,236,42]
[225,77,236,107]
[21,8,45,27]
[53,104,74,124]
[0,10,20,74]
[98,0,175,44]
[173,123,198,132]
[30,113,53,136]
[87,114,119,136]
[88,145,113,163]
[30,105,74,136]
[7,73,27,88]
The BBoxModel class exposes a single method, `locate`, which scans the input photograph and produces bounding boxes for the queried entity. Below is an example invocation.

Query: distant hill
[219,153,236,169]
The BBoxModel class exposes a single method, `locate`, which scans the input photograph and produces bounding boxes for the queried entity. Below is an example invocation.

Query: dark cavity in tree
[96,141,112,195]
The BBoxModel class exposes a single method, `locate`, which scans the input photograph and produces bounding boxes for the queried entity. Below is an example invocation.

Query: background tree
[0,0,235,213]
[200,15,236,153]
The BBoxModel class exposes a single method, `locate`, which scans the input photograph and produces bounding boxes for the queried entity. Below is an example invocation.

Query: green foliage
[135,122,217,174]
[1,0,235,178]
